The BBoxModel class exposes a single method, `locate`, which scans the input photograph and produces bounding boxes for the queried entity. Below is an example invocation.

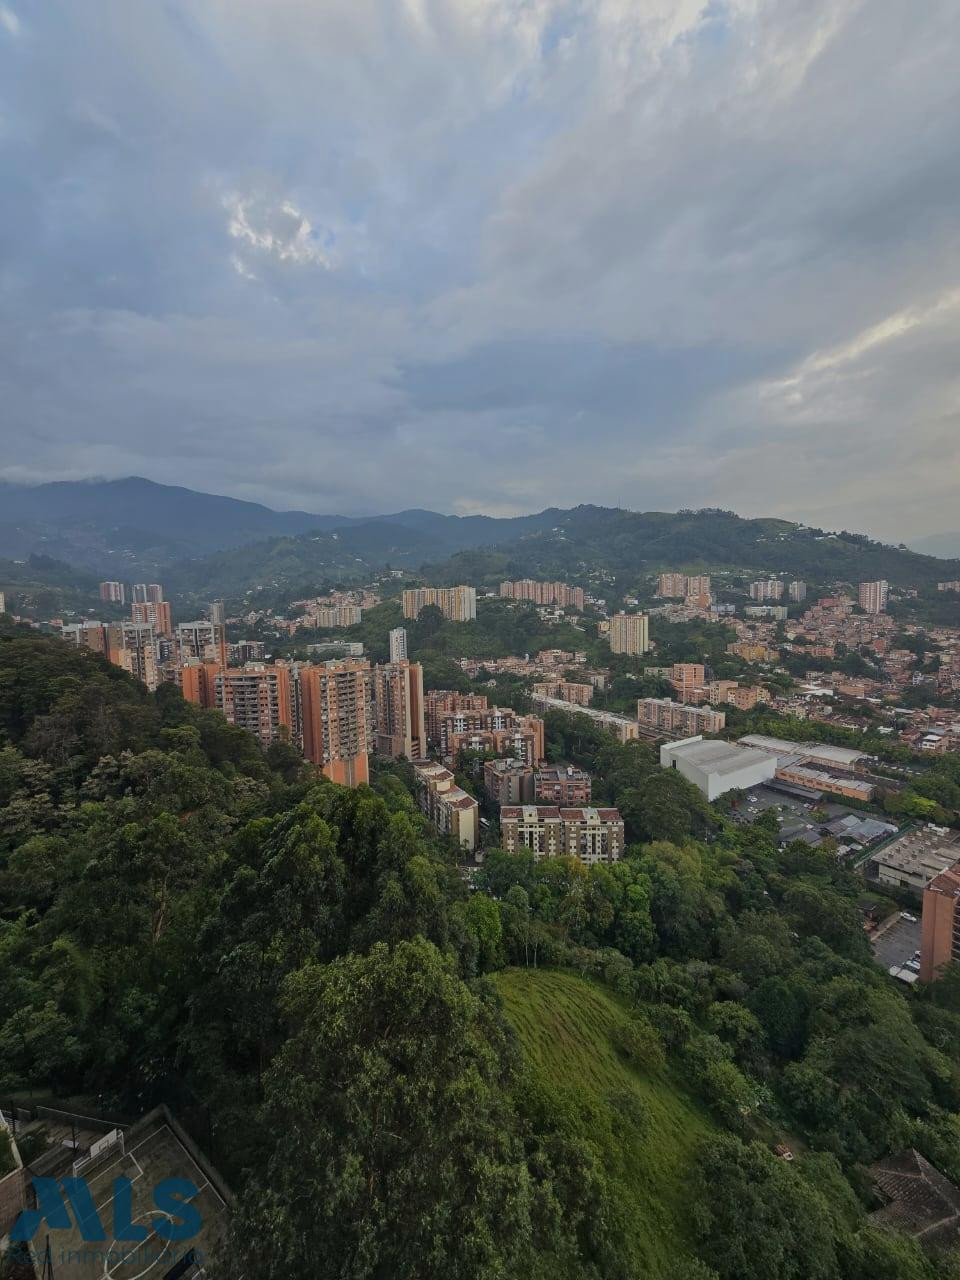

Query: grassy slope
[494,968,715,1279]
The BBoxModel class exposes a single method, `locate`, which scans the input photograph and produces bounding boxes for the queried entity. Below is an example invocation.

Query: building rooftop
[739,733,867,767]
[536,764,590,780]
[871,826,960,879]
[662,736,776,776]
[500,805,620,823]
[869,1150,960,1250]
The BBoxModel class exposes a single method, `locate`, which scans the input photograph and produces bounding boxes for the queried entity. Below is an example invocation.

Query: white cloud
[0,0,959,539]
[223,192,330,269]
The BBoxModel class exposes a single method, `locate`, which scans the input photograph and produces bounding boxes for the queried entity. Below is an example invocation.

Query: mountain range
[0,477,566,576]
[1,478,959,604]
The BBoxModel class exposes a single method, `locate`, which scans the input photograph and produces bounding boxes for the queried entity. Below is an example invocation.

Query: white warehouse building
[660,736,777,801]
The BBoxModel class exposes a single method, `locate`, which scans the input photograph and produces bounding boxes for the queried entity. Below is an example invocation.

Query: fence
[0,1111,26,1236]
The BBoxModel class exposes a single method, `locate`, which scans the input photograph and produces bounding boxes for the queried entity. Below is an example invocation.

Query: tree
[221,940,560,1280]
[460,893,504,973]
[691,1135,839,1280]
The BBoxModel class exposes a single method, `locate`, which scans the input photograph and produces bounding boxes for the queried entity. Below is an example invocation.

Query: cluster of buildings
[423,688,545,767]
[660,731,875,804]
[856,824,960,985]
[456,649,594,682]
[401,585,477,622]
[482,761,591,807]
[647,662,771,711]
[499,579,585,610]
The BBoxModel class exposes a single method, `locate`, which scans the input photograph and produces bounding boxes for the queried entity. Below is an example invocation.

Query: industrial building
[659,736,778,801]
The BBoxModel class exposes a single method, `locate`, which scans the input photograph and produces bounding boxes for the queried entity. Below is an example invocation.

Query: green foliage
[691,1134,848,1280]
[495,968,718,1279]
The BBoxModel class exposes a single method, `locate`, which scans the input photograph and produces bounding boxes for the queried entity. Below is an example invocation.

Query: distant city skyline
[1,2,959,543]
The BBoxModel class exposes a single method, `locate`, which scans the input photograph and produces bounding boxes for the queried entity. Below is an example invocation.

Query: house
[869,1150,960,1252]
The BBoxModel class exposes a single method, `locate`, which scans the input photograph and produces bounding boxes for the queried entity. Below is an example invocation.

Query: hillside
[424,508,960,590]
[0,477,560,577]
[0,554,120,619]
[172,505,960,602]
[494,968,716,1279]
[3,477,958,602]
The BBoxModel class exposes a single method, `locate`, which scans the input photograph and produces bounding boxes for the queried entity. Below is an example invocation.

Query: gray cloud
[0,0,958,539]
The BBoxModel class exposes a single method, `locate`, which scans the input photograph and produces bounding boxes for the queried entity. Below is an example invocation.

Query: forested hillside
[3,622,960,1279]
[169,506,959,603]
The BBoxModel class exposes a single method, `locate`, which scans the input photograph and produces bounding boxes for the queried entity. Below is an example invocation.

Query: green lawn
[494,967,716,1280]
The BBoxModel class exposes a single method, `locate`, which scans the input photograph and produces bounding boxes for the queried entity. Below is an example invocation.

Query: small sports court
[27,1107,230,1280]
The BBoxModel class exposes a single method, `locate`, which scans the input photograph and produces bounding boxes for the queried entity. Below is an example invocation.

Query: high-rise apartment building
[177,620,226,664]
[180,659,222,709]
[208,600,225,626]
[920,861,960,982]
[99,581,126,605]
[132,584,164,604]
[669,663,706,701]
[609,612,650,655]
[61,621,109,653]
[499,805,624,865]
[859,580,889,614]
[298,659,372,787]
[112,639,159,691]
[215,664,293,748]
[424,690,490,744]
[788,581,807,603]
[388,627,408,663]
[106,621,158,689]
[231,640,266,663]
[402,586,477,622]
[498,580,585,611]
[132,599,173,637]
[372,660,426,760]
[749,579,785,602]
[0,591,6,615]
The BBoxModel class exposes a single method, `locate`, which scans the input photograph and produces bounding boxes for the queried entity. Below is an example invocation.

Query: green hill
[171,505,959,602]
[494,968,717,1279]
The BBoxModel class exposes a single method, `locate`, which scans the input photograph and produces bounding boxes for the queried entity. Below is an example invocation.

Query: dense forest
[2,621,960,1278]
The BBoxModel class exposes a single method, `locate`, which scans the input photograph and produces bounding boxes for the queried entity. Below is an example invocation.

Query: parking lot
[730,788,881,844]
[872,913,922,980]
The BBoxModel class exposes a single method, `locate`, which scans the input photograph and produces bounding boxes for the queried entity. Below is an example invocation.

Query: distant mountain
[0,477,348,573]
[4,479,958,600]
[0,477,561,576]
[167,504,960,603]
[911,532,960,560]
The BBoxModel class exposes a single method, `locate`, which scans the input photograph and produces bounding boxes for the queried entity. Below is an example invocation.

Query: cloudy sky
[1,1,958,540]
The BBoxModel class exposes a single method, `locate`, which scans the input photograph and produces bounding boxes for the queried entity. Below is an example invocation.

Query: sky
[1,0,959,542]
